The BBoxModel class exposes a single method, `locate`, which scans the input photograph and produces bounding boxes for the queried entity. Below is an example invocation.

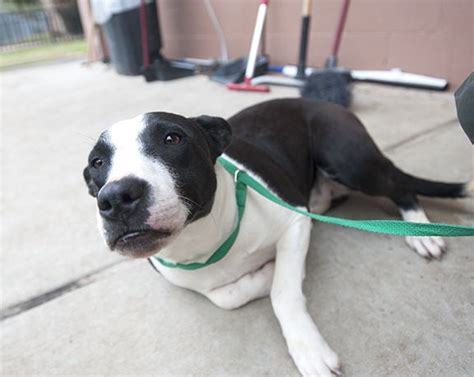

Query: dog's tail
[397,172,473,198]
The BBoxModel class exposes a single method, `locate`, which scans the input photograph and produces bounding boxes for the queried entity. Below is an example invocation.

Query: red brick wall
[159,0,473,89]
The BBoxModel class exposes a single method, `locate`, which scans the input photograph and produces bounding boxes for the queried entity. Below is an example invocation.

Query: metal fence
[0,4,83,51]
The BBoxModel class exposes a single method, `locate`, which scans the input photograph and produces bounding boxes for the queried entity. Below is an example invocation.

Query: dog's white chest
[154,242,276,294]
[151,161,302,294]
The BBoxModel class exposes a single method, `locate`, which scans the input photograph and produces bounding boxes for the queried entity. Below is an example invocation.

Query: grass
[0,39,87,70]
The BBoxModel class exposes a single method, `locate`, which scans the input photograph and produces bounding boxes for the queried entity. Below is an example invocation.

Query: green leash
[153,156,474,270]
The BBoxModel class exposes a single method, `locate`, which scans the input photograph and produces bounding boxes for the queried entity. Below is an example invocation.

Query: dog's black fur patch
[225,98,466,209]
[83,135,114,197]
[140,112,231,222]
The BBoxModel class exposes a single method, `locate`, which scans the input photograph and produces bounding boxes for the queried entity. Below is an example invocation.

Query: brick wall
[159,0,473,89]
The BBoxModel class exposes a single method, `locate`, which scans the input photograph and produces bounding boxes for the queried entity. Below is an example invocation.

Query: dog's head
[83,112,231,258]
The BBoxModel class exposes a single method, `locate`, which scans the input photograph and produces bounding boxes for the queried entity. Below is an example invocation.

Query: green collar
[152,156,474,271]
[151,157,246,270]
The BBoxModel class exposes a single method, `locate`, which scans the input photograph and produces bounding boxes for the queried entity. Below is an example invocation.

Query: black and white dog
[84,99,472,376]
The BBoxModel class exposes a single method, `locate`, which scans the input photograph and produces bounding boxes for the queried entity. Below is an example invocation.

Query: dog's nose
[98,177,148,219]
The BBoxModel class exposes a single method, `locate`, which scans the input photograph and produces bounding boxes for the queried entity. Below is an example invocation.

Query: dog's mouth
[111,229,172,258]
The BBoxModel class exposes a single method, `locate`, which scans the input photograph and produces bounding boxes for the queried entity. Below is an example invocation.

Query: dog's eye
[164,133,182,145]
[91,158,103,169]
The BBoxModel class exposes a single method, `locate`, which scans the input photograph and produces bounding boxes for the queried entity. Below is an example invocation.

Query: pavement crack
[382,118,458,153]
[0,260,127,322]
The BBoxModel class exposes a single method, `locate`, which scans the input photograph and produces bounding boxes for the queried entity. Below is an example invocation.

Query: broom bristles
[301,71,352,107]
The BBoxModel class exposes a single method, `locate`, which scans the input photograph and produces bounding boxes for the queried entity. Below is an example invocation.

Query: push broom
[227,0,270,92]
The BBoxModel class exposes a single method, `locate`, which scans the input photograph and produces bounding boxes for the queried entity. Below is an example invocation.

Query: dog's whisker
[178,195,219,233]
[178,195,204,209]
[74,132,97,144]
[208,212,218,233]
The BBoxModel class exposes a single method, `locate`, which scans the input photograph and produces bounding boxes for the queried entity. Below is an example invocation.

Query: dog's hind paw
[288,337,342,377]
[405,236,446,260]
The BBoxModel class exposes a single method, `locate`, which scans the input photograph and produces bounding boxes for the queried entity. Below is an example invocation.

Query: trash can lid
[91,0,154,25]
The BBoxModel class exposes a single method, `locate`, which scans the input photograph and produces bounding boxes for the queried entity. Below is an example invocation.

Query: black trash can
[100,1,161,76]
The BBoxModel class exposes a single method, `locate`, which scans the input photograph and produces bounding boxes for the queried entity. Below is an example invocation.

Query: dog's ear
[83,167,99,197]
[191,115,232,161]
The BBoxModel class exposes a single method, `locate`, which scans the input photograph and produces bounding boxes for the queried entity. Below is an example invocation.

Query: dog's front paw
[405,236,446,260]
[287,336,341,376]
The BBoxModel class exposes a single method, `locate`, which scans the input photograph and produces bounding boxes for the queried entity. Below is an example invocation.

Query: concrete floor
[1,60,473,376]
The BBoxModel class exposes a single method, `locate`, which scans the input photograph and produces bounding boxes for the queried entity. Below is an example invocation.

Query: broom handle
[302,0,312,15]
[296,0,312,79]
[245,0,269,80]
[139,0,150,68]
[330,0,350,59]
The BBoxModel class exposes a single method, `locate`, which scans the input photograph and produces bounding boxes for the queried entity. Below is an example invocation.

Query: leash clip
[234,169,242,182]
